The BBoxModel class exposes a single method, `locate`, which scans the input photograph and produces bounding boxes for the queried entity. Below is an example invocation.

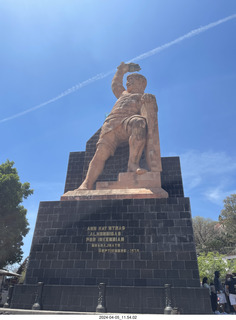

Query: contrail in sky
[1,13,235,124]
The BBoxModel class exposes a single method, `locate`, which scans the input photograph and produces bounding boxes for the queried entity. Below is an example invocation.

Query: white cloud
[169,150,236,205]
[206,186,236,205]
[181,150,236,177]
[179,150,236,186]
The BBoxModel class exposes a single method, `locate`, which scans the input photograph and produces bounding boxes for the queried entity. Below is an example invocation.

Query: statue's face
[126,75,146,93]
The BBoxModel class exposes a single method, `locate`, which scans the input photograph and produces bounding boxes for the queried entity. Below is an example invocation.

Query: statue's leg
[141,95,162,172]
[78,145,112,190]
[127,117,147,175]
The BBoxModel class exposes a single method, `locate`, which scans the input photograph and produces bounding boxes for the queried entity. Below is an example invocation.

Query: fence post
[96,283,107,313]
[32,282,44,310]
[164,284,173,314]
[3,285,14,308]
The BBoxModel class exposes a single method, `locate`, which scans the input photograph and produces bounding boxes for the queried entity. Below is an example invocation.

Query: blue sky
[1,0,236,264]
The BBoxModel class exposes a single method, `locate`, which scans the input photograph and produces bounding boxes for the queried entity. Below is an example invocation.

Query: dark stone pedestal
[25,197,199,288]
[11,195,212,313]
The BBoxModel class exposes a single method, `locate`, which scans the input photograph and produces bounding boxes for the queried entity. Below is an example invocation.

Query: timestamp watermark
[98,315,138,320]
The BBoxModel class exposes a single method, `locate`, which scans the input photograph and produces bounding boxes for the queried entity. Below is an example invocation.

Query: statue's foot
[77,181,91,190]
[128,164,147,175]
[136,168,148,175]
[77,185,88,190]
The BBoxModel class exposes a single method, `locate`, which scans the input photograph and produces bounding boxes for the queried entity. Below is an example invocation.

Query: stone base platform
[15,196,211,314]
[61,187,168,201]
[61,172,168,201]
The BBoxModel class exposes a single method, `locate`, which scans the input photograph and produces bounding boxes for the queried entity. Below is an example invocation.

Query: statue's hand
[117,62,141,73]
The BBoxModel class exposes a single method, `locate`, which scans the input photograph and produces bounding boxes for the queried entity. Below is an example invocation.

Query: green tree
[219,194,236,253]
[0,160,33,268]
[197,251,236,283]
[192,216,227,254]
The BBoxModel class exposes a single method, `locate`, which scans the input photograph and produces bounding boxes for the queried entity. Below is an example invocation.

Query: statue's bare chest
[115,93,142,111]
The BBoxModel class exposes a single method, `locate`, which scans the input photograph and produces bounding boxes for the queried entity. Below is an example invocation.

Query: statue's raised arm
[111,62,141,98]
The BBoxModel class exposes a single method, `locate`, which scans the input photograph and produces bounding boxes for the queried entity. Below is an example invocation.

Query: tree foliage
[193,195,236,283]
[0,160,33,269]
[197,251,236,283]
[219,194,236,252]
[192,216,227,254]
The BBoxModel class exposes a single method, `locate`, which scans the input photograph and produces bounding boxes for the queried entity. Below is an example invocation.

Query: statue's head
[126,73,147,93]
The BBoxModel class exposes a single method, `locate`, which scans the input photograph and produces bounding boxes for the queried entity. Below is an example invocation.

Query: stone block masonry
[13,195,213,314]
[25,197,199,288]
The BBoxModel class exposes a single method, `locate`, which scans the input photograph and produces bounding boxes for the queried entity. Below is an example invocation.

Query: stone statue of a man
[79,62,162,190]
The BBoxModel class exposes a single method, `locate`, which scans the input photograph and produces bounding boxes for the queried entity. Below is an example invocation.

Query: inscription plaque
[86,225,140,253]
